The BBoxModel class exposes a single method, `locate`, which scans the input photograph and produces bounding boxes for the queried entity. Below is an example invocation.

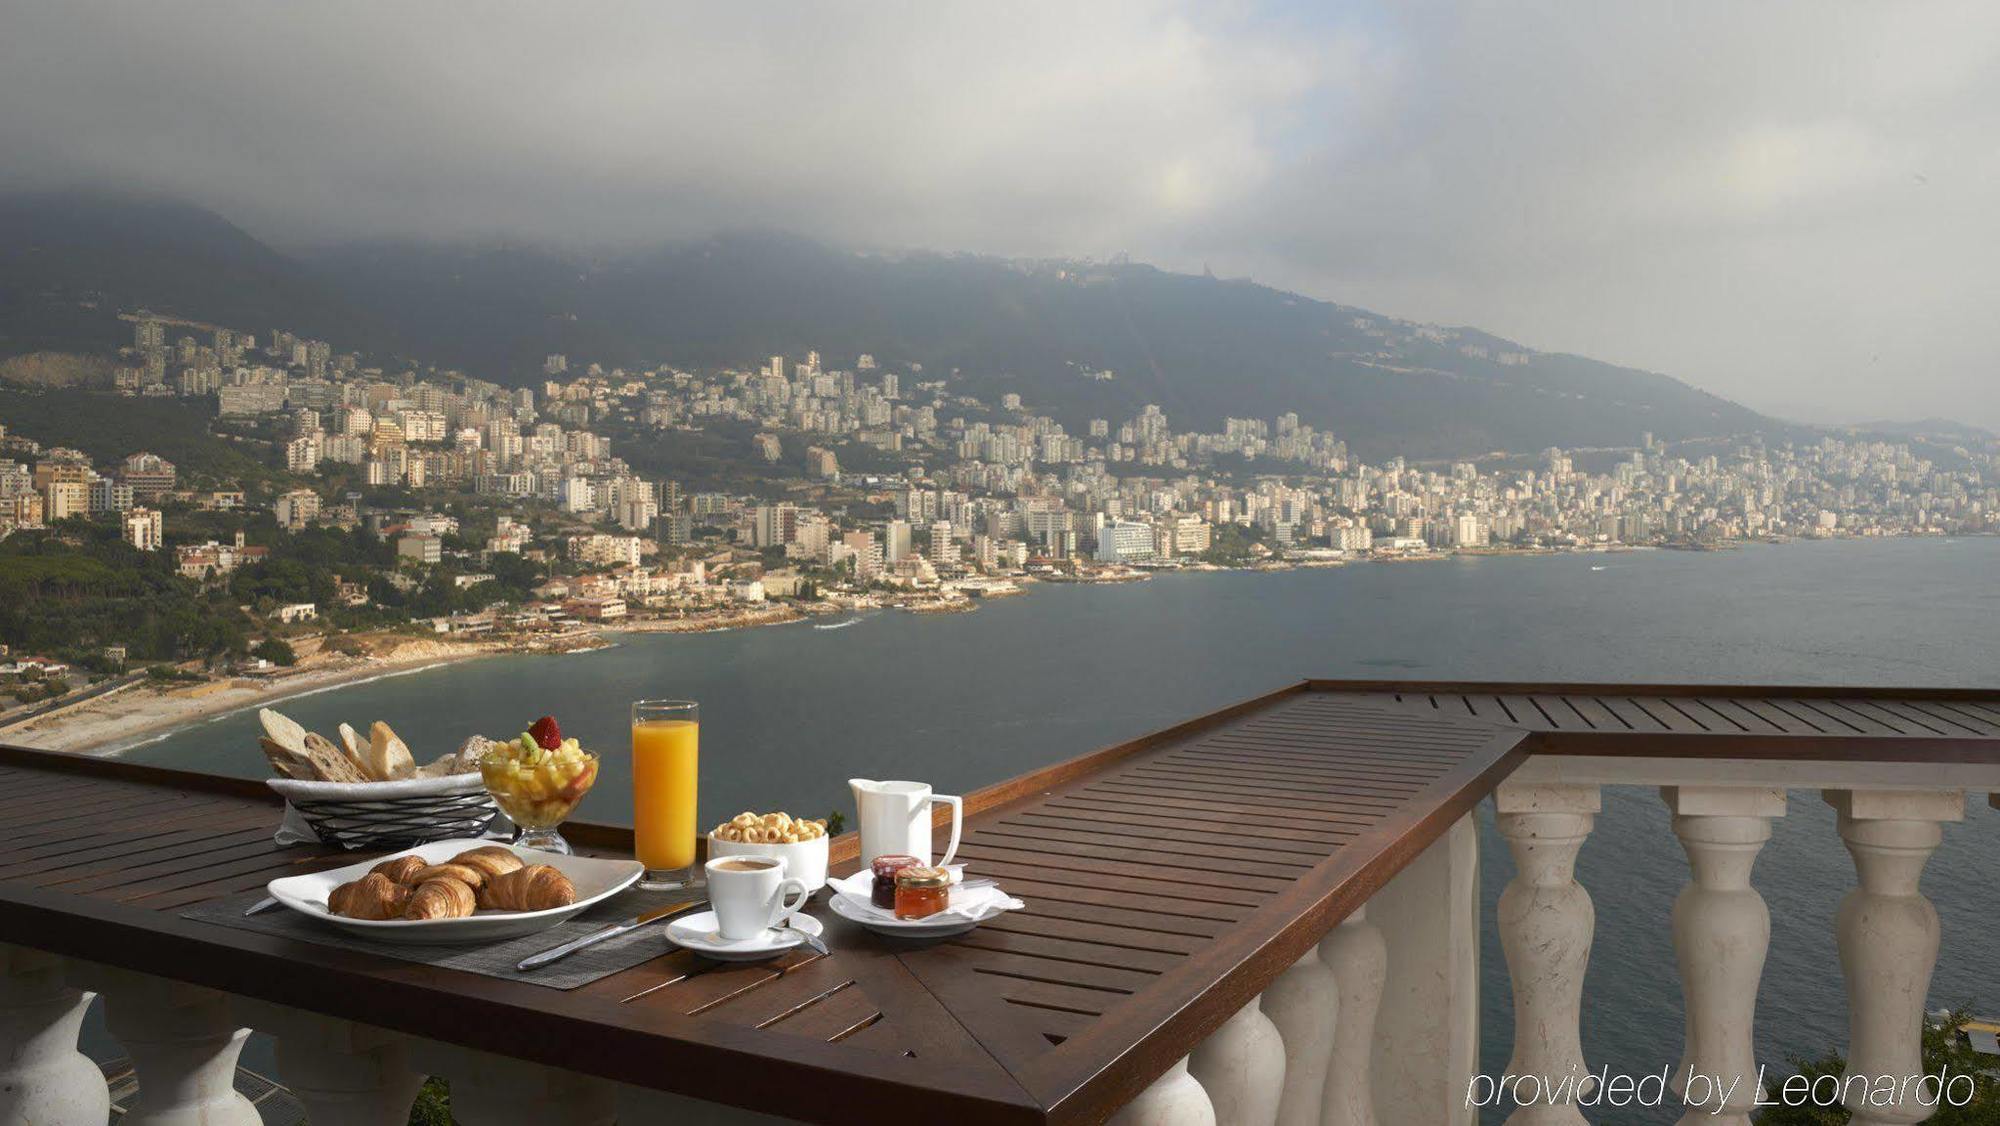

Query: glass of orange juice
[631,699,700,889]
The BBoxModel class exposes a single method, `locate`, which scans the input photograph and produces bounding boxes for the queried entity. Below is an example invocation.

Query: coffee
[704,853,810,940]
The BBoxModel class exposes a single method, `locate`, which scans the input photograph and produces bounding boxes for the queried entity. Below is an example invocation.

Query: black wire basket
[283,784,501,849]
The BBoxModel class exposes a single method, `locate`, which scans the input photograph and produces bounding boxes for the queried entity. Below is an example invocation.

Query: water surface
[126,537,2000,1116]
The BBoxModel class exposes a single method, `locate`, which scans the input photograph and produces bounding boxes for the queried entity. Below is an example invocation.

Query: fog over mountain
[2,3,1995,428]
[1,192,1778,461]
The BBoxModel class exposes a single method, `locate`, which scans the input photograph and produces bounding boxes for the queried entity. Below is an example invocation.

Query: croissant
[450,847,524,881]
[370,855,429,885]
[410,863,486,890]
[327,873,412,920]
[403,877,477,920]
[477,864,576,912]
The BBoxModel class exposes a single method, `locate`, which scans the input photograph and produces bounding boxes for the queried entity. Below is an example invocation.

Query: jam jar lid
[896,865,952,889]
[870,854,922,878]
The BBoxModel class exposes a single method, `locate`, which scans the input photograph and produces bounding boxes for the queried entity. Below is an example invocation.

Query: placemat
[182,886,703,990]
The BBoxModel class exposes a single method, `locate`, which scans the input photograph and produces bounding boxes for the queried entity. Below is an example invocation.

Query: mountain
[0,192,392,358]
[1,194,1769,459]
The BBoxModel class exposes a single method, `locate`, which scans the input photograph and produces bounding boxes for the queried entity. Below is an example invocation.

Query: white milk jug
[849,779,963,867]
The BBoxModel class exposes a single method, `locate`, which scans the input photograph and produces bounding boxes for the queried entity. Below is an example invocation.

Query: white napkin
[829,872,1025,923]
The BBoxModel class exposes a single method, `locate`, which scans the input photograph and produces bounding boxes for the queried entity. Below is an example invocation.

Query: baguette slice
[302,732,371,783]
[259,736,317,780]
[258,708,309,756]
[365,721,416,781]
[335,722,370,776]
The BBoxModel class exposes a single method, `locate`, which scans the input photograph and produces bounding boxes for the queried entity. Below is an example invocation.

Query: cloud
[1,0,1994,427]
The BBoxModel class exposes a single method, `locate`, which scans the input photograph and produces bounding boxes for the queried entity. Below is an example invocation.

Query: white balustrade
[1662,785,1784,1126]
[1494,781,1598,1126]
[85,964,260,1126]
[1367,814,1480,1126]
[1190,995,1285,1126]
[1827,788,1963,1126]
[1261,947,1338,1126]
[0,944,108,1125]
[236,999,424,1126]
[8,760,1996,1126]
[1110,1057,1217,1126]
[1319,905,1385,1126]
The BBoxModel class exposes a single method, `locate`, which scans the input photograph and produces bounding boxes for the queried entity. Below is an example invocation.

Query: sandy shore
[0,640,528,755]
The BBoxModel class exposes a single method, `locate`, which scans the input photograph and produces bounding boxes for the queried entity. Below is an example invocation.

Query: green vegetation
[0,387,275,488]
[0,508,551,666]
[251,637,296,666]
[1758,1012,2000,1124]
[1200,523,1266,566]
[0,519,249,663]
[406,1078,451,1126]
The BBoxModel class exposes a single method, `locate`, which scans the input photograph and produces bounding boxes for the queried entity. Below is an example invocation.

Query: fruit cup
[480,743,599,855]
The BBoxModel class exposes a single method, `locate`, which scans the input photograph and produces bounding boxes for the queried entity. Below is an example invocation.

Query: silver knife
[245,896,278,916]
[517,899,704,971]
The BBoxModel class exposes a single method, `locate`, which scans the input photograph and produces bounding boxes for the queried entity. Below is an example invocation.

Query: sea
[122,536,2000,1118]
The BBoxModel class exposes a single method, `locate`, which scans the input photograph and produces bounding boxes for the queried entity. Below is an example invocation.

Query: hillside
[0,192,392,360]
[0,194,1769,459]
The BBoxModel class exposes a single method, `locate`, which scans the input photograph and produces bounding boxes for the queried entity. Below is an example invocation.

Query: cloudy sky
[4,2,1995,428]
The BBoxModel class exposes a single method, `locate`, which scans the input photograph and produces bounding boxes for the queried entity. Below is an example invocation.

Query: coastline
[0,638,525,756]
[9,535,1972,757]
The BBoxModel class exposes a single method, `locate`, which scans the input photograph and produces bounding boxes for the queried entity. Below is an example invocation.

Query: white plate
[825,871,1022,938]
[267,839,642,945]
[667,910,825,961]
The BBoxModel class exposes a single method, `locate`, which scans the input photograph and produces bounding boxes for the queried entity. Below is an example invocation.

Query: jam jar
[894,865,952,920]
[870,854,921,909]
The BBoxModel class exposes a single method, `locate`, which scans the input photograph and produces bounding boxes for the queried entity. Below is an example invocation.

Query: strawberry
[527,715,562,751]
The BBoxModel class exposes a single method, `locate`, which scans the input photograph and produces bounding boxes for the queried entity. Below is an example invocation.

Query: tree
[251,638,297,667]
[1757,1011,2000,1124]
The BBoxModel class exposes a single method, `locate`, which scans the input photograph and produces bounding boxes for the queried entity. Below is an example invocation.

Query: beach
[0,603,823,756]
[0,636,531,755]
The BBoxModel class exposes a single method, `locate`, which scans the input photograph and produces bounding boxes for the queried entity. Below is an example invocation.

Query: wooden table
[3,681,1995,1123]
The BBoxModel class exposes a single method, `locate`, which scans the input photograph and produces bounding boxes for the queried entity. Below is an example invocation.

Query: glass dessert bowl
[480,716,598,854]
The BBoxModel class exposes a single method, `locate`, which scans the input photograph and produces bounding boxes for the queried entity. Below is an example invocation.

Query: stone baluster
[1190,995,1285,1126]
[1494,782,1599,1126]
[86,965,260,1125]
[0,944,109,1125]
[1662,785,1784,1126]
[1262,947,1339,1126]
[1110,1057,1217,1126]
[1826,789,1963,1126]
[1320,905,1385,1126]
[236,999,425,1125]
[405,1039,615,1126]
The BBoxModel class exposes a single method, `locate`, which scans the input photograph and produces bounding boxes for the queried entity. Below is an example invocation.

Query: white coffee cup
[704,855,810,941]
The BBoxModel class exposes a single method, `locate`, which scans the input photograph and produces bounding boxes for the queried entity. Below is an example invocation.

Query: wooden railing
[2,682,1997,1125]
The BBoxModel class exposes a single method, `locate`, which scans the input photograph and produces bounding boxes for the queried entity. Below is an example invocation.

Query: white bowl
[266,839,641,945]
[706,833,829,891]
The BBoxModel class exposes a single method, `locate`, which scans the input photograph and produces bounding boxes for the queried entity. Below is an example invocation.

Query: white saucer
[666,910,824,961]
[824,871,1023,938]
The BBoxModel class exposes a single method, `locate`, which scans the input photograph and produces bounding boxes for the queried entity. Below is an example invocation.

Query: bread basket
[268,774,505,849]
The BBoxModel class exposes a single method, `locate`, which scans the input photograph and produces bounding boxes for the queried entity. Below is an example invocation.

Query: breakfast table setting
[208,698,1027,993]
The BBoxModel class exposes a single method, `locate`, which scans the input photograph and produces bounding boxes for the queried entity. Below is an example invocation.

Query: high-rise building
[752,504,798,548]
[275,489,321,531]
[123,507,163,552]
[121,452,177,499]
[884,519,912,563]
[927,521,960,567]
[1095,520,1156,563]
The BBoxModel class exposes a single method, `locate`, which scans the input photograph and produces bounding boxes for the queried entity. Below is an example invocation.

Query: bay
[125,536,2000,1116]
